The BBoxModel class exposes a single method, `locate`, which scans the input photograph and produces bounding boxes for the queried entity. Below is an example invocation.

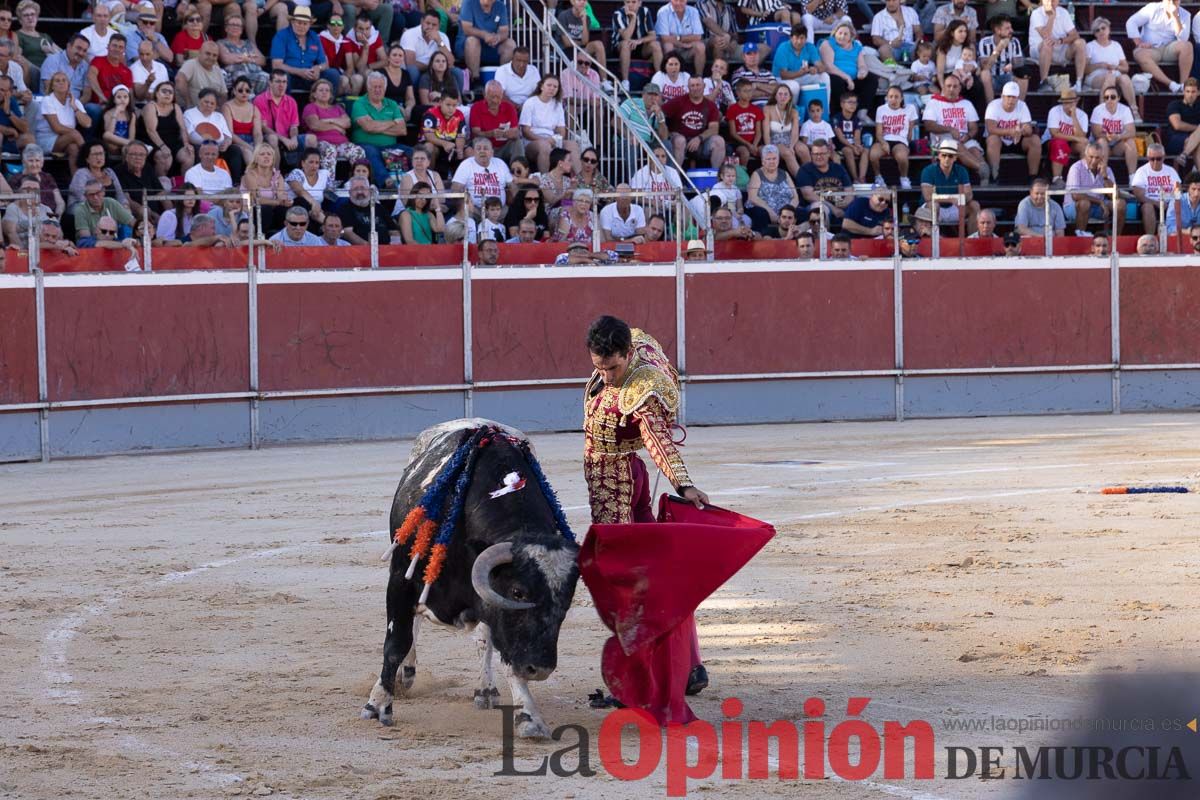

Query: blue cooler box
[687,169,719,190]
[799,82,830,122]
[743,23,790,58]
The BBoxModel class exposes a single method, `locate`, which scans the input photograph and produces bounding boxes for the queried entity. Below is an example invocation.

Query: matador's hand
[680,486,709,509]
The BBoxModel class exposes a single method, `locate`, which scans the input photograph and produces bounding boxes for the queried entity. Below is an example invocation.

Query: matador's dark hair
[587,315,632,358]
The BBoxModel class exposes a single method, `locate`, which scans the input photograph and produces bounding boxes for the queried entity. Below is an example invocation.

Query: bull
[361,419,580,739]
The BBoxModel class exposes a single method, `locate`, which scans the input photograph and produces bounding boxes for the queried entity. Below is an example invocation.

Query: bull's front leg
[506,670,550,739]
[472,623,500,709]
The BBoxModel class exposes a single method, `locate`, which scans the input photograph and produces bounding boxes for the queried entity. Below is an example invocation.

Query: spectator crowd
[4,0,1200,257]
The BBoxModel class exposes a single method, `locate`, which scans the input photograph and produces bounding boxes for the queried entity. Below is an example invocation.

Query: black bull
[362,420,580,738]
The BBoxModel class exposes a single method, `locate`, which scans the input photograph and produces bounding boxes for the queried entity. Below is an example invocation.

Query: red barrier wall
[0,285,37,405]
[685,270,895,374]
[903,269,1111,369]
[471,274,676,381]
[44,284,250,401]
[257,278,464,391]
[1120,267,1200,366]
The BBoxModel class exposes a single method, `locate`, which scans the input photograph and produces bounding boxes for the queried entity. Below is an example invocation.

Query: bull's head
[470,536,579,680]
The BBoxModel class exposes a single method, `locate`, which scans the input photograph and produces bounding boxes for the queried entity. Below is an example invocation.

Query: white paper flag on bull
[488,472,526,499]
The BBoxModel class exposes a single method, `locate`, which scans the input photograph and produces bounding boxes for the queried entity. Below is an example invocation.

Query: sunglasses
[287,219,308,227]
[186,16,202,22]
[1103,94,1117,100]
[582,157,599,164]
[524,196,538,203]
[1191,236,1200,242]
[98,228,116,235]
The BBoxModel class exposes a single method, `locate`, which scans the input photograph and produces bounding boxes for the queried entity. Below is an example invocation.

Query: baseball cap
[1004,232,1021,246]
[1001,82,1020,97]
[742,42,759,54]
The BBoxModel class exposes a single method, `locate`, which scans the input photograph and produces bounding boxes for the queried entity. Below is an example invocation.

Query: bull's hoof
[400,666,416,690]
[515,711,550,740]
[473,687,500,710]
[378,703,394,727]
[360,703,379,720]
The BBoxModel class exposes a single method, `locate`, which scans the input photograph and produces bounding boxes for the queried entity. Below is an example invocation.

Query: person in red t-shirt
[171,11,209,68]
[318,16,363,96]
[725,79,763,166]
[87,35,133,103]
[468,80,523,161]
[422,90,467,171]
[664,75,725,168]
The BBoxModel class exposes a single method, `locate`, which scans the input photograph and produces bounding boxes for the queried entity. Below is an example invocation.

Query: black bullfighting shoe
[686,664,709,696]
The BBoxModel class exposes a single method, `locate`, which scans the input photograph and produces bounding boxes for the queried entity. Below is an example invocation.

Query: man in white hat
[919,138,981,233]
[983,81,1040,184]
[270,6,339,92]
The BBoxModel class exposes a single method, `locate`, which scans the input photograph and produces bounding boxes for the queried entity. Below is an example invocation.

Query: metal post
[1044,198,1052,257]
[818,201,827,259]
[676,226,687,425]
[141,201,152,271]
[244,191,254,271]
[248,261,260,449]
[675,195,683,264]
[33,266,48,462]
[931,202,940,259]
[370,188,379,269]
[891,190,903,421]
[462,233,473,418]
[1110,186,1121,415]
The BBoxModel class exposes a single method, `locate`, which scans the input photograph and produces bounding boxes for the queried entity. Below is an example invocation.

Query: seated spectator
[967,208,998,238]
[241,143,290,232]
[255,69,315,170]
[767,204,803,239]
[642,213,667,242]
[349,16,386,85]
[1044,87,1089,187]
[520,76,579,174]
[443,199,478,243]
[100,84,136,159]
[932,0,978,45]
[796,138,851,223]
[805,0,854,50]
[396,181,445,243]
[655,0,705,76]
[113,140,159,223]
[155,183,200,244]
[731,42,774,103]
[35,71,86,173]
[619,81,669,163]
[871,0,922,64]
[37,219,79,257]
[270,7,338,93]
[1091,88,1139,179]
[479,196,508,241]
[87,215,140,258]
[478,237,500,264]
[301,78,366,176]
[503,185,549,239]
[630,143,682,197]
[506,216,540,243]
[773,25,826,101]
[1014,178,1066,237]
[978,15,1030,104]
[726,80,764,166]
[3,175,50,247]
[81,4,117,60]
[919,139,980,232]
[209,195,248,237]
[495,45,540,108]
[184,140,234,195]
[842,191,892,237]
[470,80,523,161]
[664,75,724,169]
[344,0,396,48]
[897,225,920,257]
[182,212,234,247]
[1189,225,1200,255]
[871,86,917,189]
[184,89,243,179]
[711,205,760,240]
[225,75,266,162]
[0,75,30,154]
[796,229,815,258]
[74,178,134,244]
[176,41,228,110]
[1065,142,1125,236]
[612,0,662,92]
[219,13,269,97]
[457,0,514,78]
[1090,234,1110,257]
[554,240,620,265]
[1167,79,1200,173]
[1084,17,1136,116]
[124,8,170,64]
[315,16,361,96]
[86,34,130,105]
[829,232,854,258]
[402,11,455,86]
[419,89,466,174]
[552,187,596,243]
[984,82,1040,184]
[600,183,647,242]
[1136,233,1159,255]
[746,145,800,233]
[1176,171,1200,232]
[352,71,410,187]
[561,47,602,108]
[68,141,127,212]
[131,40,169,103]
[1132,143,1181,235]
[557,0,607,78]
[1003,230,1022,255]
[922,74,986,182]
[41,34,88,100]
[775,88,815,173]
[820,22,879,115]
[142,82,195,176]
[704,59,735,115]
[398,146,448,211]
[321,213,352,247]
[331,176,377,244]
[452,136,513,213]
[830,93,868,183]
[1029,0,1085,93]
[379,44,418,120]
[285,148,330,225]
[171,10,209,67]
[573,147,612,196]
[16,2,56,81]
[16,143,62,216]
[418,51,460,110]
[652,53,690,103]
[270,204,327,246]
[1125,0,1191,94]
[698,0,738,66]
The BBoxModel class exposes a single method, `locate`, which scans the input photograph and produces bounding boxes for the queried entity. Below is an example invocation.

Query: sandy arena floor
[2,413,1199,799]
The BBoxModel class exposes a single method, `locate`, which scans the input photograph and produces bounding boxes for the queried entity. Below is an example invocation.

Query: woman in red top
[171,12,208,68]
[222,76,263,169]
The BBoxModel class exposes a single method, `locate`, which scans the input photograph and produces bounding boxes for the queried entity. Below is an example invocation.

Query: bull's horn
[471,542,535,610]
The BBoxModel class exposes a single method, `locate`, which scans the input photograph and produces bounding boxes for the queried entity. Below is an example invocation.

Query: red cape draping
[579,495,776,724]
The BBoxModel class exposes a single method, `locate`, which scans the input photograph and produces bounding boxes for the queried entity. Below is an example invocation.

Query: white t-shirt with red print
[875,103,918,144]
